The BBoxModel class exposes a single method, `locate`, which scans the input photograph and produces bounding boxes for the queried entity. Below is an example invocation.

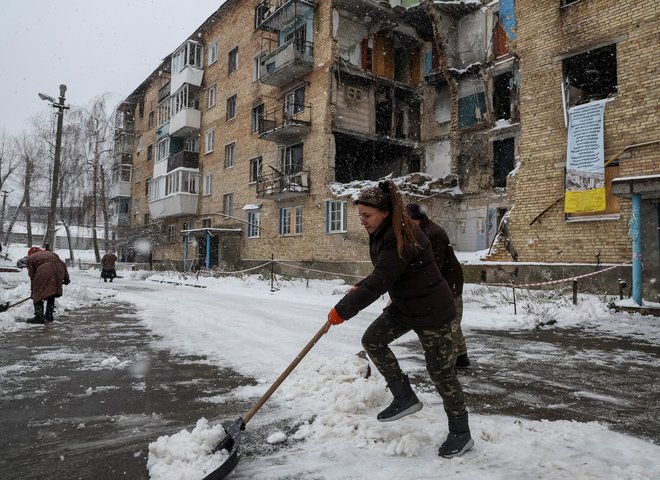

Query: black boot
[45,302,55,322]
[27,303,45,324]
[438,412,474,458]
[456,353,470,369]
[377,374,423,422]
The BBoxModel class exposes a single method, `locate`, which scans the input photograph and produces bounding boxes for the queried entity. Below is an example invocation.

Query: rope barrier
[275,261,364,280]
[481,261,631,289]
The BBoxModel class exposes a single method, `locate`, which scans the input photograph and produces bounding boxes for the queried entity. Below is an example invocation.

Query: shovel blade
[201,418,244,480]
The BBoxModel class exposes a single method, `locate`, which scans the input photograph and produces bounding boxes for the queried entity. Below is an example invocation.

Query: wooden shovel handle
[243,321,330,425]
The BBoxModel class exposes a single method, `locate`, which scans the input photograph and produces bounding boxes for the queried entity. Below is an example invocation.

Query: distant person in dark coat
[406,203,470,369]
[101,251,118,283]
[327,181,473,458]
[26,247,70,324]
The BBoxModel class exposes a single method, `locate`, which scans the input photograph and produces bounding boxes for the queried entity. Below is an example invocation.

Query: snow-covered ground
[0,244,659,479]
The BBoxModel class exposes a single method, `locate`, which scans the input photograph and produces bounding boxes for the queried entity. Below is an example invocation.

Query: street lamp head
[59,84,67,97]
[38,92,56,103]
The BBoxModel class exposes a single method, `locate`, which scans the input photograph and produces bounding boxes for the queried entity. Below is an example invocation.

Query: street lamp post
[39,84,69,250]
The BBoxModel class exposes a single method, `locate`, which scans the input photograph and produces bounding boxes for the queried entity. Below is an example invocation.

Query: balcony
[256,169,310,200]
[114,152,132,165]
[114,135,132,156]
[158,82,171,103]
[108,181,131,199]
[110,212,130,227]
[260,40,313,87]
[257,0,316,32]
[149,193,198,220]
[167,150,199,172]
[259,102,311,142]
[169,108,201,137]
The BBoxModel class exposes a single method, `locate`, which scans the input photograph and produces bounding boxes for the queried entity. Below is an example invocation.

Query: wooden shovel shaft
[7,297,32,309]
[243,321,330,425]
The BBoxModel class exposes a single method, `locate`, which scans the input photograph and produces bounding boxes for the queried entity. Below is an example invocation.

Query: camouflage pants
[452,295,467,357]
[361,309,467,417]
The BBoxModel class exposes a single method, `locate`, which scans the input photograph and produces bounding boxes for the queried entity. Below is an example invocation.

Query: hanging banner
[564,99,607,213]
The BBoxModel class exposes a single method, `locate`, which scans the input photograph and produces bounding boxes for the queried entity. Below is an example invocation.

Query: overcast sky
[0,0,225,136]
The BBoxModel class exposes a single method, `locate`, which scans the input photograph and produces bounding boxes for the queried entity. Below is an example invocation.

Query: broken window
[493,72,512,120]
[458,92,487,128]
[563,44,617,107]
[492,12,509,58]
[493,137,515,188]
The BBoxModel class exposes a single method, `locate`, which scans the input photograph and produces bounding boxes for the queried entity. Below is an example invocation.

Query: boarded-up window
[372,33,394,79]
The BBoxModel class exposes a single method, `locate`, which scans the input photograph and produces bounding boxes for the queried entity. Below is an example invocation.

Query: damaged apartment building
[108,0,519,271]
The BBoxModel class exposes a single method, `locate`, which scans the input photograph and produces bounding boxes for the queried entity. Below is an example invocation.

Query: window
[167,225,177,244]
[278,143,303,175]
[158,99,170,127]
[492,72,512,120]
[156,138,170,162]
[493,138,515,188]
[112,164,132,183]
[136,134,143,152]
[247,211,261,238]
[255,3,269,29]
[205,129,215,153]
[284,86,305,116]
[223,193,234,216]
[280,206,303,235]
[184,138,198,152]
[208,42,218,65]
[563,44,617,107]
[251,103,264,133]
[208,84,217,109]
[253,54,265,81]
[228,46,239,73]
[147,144,153,162]
[458,92,486,128]
[145,177,151,197]
[134,166,142,183]
[160,169,199,197]
[204,173,213,195]
[326,200,348,233]
[148,111,155,128]
[226,94,237,120]
[172,41,202,73]
[225,142,236,168]
[171,84,198,116]
[249,156,262,184]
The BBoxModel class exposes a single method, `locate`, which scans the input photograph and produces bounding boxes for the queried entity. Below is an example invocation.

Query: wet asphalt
[0,300,658,479]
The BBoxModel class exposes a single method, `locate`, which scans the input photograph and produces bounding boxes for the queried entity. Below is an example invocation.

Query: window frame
[226,94,237,120]
[279,206,303,236]
[251,103,264,133]
[228,46,239,74]
[326,200,348,233]
[223,192,234,216]
[203,173,213,196]
[205,128,215,154]
[208,84,217,109]
[224,142,236,169]
[247,210,262,238]
[208,42,219,65]
[249,156,262,184]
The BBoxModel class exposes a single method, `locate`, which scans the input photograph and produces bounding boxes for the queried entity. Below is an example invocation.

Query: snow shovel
[202,321,330,480]
[0,296,32,312]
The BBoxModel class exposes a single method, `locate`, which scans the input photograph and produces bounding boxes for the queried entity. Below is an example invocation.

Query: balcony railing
[148,193,198,220]
[167,150,199,172]
[169,108,201,137]
[259,102,312,142]
[259,40,313,87]
[108,181,131,199]
[257,0,316,32]
[256,169,310,200]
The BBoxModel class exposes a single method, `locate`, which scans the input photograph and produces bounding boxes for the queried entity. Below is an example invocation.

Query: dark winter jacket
[101,253,117,270]
[26,250,70,302]
[334,218,456,327]
[419,217,464,297]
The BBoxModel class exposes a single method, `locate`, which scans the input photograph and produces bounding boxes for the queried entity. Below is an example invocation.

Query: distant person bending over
[101,250,118,283]
[406,203,470,369]
[26,247,70,324]
[327,180,474,458]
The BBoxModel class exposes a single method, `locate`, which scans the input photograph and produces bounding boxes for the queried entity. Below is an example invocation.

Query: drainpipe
[631,194,642,305]
[183,234,189,272]
[205,230,211,270]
